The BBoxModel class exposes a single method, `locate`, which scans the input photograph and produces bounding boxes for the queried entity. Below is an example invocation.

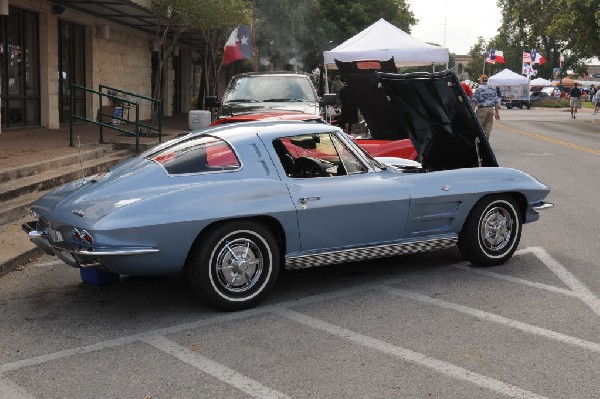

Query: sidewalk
[0,113,191,171]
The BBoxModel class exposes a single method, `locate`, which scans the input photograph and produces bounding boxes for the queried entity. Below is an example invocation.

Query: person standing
[568,83,582,119]
[330,75,345,102]
[471,75,500,139]
[589,84,597,104]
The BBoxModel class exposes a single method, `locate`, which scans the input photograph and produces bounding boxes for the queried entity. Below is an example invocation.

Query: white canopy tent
[488,69,529,85]
[529,77,552,86]
[323,18,449,69]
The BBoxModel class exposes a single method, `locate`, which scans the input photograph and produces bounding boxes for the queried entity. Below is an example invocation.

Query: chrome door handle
[298,196,321,208]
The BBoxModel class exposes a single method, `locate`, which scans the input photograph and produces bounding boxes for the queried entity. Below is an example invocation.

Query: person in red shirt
[460,81,473,98]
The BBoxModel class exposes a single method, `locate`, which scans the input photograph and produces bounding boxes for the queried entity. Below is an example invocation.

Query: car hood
[219,102,320,118]
[211,110,323,125]
[336,60,497,170]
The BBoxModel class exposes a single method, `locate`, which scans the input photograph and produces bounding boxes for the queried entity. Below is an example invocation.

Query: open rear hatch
[335,59,497,170]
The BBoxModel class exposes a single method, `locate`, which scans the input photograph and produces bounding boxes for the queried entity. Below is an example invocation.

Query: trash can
[188,110,211,130]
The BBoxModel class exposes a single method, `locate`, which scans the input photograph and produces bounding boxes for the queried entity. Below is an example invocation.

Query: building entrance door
[58,20,85,124]
[0,7,40,129]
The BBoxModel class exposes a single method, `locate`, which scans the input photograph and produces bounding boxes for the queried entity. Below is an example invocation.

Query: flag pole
[482,49,487,75]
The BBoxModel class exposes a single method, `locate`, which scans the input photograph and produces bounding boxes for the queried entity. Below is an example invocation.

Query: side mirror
[319,93,338,107]
[205,96,220,108]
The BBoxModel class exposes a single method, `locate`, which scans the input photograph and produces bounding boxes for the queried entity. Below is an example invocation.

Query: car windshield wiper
[262,98,305,102]
[224,99,259,103]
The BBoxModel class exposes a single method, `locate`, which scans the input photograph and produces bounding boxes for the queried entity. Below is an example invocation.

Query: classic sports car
[24,71,552,310]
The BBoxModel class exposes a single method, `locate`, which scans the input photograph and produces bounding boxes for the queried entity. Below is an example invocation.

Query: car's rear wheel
[188,222,280,311]
[458,195,522,266]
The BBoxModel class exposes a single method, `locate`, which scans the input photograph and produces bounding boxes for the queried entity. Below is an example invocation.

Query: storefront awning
[51,0,205,49]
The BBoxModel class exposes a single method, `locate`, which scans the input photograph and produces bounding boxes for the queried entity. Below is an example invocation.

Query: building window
[0,7,40,128]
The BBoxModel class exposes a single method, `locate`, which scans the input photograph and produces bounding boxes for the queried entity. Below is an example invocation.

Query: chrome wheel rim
[480,206,514,252]
[215,238,263,294]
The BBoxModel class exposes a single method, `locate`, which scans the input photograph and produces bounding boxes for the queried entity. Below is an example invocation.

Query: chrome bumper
[22,221,159,268]
[533,201,554,211]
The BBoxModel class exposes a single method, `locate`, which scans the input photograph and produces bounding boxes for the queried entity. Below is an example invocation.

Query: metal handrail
[69,83,163,153]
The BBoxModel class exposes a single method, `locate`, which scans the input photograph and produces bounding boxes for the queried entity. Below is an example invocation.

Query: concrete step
[0,150,131,204]
[0,144,118,184]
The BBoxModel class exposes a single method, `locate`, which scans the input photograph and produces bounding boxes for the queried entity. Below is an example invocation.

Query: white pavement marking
[458,248,600,318]
[380,286,600,354]
[272,307,548,399]
[526,247,600,317]
[142,335,290,399]
[454,264,579,298]
[0,378,35,399]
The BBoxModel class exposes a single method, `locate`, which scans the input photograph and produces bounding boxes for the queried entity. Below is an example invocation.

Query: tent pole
[324,65,329,94]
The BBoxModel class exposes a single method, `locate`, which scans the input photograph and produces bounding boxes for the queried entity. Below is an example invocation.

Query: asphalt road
[1,107,599,399]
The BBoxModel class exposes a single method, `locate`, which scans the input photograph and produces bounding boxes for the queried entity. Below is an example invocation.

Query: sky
[406,0,501,55]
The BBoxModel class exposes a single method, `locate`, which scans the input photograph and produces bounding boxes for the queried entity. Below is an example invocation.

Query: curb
[0,247,43,277]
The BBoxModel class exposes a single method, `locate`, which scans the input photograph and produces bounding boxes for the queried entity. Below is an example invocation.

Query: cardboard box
[98,106,115,124]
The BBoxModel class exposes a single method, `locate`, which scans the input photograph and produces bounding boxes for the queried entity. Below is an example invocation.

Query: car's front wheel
[458,195,522,266]
[188,222,280,311]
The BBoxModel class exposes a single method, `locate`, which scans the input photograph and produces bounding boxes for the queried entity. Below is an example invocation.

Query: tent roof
[488,69,529,85]
[323,18,449,69]
[529,77,552,86]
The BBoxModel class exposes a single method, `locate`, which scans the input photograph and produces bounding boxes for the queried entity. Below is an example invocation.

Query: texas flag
[223,25,254,65]
[486,49,505,64]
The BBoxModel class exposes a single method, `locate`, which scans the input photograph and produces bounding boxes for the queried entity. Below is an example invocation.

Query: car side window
[149,135,240,174]
[273,132,367,178]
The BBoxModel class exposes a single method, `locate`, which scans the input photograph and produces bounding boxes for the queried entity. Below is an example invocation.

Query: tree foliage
[151,0,250,113]
[495,0,599,78]
[254,0,416,71]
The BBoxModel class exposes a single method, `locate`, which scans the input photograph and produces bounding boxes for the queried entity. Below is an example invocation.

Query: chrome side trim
[73,248,160,256]
[533,201,554,211]
[285,236,457,270]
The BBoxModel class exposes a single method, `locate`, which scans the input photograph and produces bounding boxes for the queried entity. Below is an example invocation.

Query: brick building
[0,0,196,132]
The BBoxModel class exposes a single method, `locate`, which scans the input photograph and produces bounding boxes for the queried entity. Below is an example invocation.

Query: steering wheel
[294,157,326,178]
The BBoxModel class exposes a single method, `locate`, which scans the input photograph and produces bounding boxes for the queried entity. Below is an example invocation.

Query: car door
[289,172,410,252]
[275,132,411,253]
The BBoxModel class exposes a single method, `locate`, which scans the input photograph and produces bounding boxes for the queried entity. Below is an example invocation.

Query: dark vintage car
[25,70,553,310]
[206,72,322,123]
[206,68,418,160]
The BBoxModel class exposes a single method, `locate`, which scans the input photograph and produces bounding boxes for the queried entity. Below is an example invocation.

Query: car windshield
[222,75,318,103]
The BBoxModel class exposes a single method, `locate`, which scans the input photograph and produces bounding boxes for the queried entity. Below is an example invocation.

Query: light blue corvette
[24,71,552,310]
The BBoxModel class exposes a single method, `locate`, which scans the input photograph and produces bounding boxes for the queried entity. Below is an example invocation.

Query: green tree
[496,0,600,79]
[254,0,416,72]
[151,0,250,112]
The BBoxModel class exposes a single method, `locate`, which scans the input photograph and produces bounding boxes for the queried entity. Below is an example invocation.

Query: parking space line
[272,307,548,399]
[0,378,35,399]
[453,264,578,297]
[526,247,600,317]
[142,335,290,399]
[458,247,600,318]
[380,286,600,354]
